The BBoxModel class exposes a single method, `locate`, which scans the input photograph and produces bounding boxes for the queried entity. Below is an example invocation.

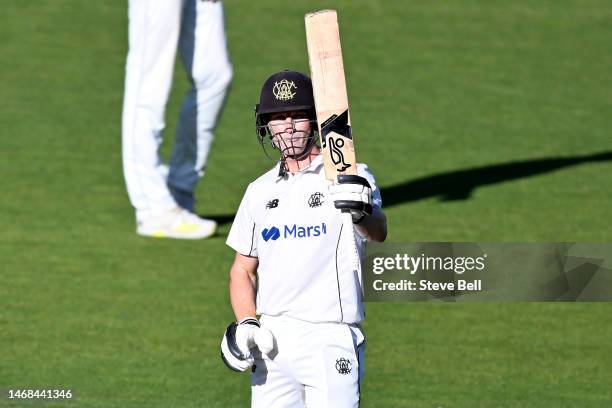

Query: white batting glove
[220,317,274,372]
[328,175,373,223]
[235,317,274,356]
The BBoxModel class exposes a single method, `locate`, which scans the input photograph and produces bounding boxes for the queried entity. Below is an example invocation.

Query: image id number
[7,389,73,399]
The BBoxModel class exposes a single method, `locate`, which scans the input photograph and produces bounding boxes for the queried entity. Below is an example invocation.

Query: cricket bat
[305,9,357,180]
[305,10,360,268]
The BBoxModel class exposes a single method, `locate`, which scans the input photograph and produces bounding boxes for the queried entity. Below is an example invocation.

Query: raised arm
[355,205,387,242]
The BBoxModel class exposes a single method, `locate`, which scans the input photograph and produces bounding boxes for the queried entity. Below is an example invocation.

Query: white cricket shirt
[226,155,382,324]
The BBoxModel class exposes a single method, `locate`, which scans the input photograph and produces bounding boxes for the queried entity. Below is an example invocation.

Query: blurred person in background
[122,0,232,239]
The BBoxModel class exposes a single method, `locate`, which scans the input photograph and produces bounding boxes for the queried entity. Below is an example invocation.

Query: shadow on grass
[204,150,612,225]
[206,214,236,226]
[381,150,612,207]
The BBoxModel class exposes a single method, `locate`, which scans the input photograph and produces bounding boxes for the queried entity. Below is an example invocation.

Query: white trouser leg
[300,323,364,408]
[251,315,306,408]
[251,352,305,408]
[122,0,182,222]
[252,315,364,408]
[168,0,232,212]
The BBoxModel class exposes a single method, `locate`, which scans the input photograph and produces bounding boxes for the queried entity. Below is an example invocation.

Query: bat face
[305,10,357,180]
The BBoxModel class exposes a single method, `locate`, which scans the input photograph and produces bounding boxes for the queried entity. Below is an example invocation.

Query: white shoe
[136,208,217,240]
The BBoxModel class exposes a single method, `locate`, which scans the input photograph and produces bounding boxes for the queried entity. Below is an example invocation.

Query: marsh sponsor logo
[261,227,281,241]
[261,223,327,242]
[284,223,327,238]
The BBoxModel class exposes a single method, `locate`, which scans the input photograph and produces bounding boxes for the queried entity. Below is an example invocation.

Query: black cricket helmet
[255,70,317,139]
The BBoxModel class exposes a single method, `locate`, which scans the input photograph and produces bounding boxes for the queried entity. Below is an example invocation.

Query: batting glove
[220,317,274,372]
[329,175,373,224]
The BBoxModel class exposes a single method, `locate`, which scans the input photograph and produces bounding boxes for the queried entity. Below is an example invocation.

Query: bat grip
[342,212,360,272]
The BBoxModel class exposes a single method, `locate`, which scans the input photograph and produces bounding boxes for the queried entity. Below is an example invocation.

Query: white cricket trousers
[122,0,232,222]
[252,315,365,408]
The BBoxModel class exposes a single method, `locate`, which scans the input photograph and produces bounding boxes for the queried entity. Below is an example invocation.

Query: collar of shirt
[276,154,324,181]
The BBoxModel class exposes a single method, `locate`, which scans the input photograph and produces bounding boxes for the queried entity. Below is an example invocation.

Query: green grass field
[1,1,611,407]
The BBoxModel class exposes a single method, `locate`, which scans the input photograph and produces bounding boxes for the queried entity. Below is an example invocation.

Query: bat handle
[342,211,360,272]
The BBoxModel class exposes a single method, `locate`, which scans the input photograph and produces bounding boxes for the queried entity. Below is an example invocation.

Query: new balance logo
[266,199,279,209]
[261,227,281,241]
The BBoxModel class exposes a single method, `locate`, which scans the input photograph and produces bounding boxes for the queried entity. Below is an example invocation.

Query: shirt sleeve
[226,184,258,257]
[357,163,383,209]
